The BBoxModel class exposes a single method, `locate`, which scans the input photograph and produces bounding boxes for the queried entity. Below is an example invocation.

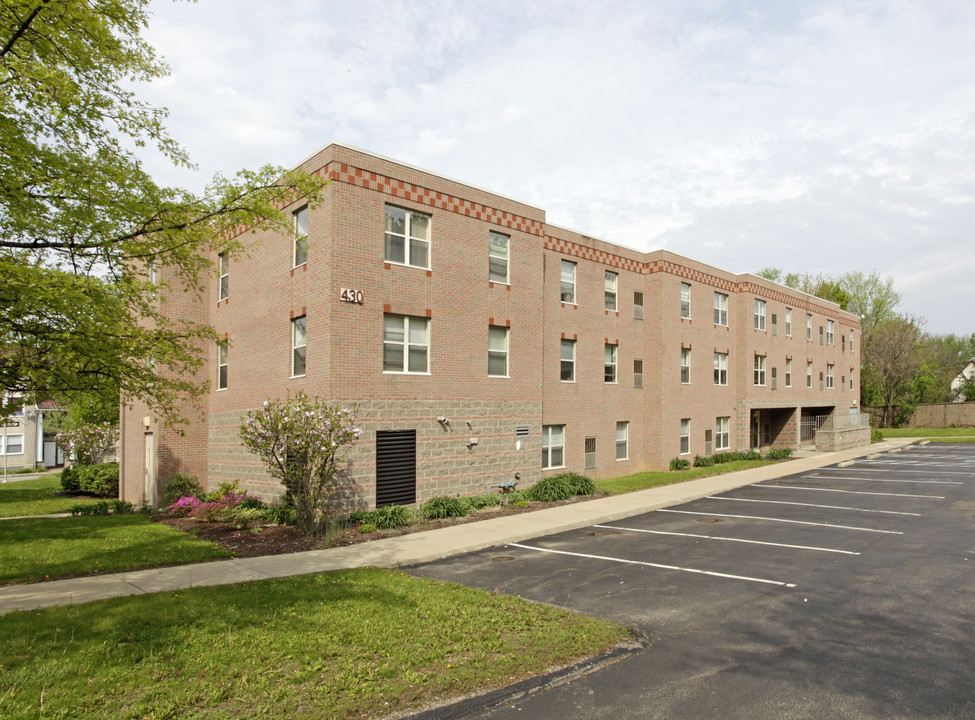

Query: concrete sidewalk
[0,440,920,615]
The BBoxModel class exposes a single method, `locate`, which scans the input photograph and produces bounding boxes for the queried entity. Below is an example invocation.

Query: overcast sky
[141,0,975,335]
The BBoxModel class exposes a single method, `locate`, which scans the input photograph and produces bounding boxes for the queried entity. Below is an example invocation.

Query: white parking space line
[708,496,922,516]
[507,543,797,588]
[656,509,902,534]
[592,524,861,555]
[824,468,973,477]
[754,485,945,499]
[806,475,963,486]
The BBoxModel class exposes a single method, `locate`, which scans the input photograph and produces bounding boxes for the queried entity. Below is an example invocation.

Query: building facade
[120,143,864,508]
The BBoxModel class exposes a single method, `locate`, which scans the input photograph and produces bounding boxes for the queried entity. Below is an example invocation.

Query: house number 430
[340,288,364,304]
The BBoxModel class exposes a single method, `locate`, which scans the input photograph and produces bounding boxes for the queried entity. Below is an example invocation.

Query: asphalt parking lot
[409,444,975,719]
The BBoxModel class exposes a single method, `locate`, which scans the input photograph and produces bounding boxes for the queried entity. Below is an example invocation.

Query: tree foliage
[0,1,326,423]
[862,315,925,427]
[239,392,362,537]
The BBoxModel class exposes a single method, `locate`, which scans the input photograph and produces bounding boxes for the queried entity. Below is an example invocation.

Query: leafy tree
[239,392,362,537]
[916,333,975,403]
[862,315,925,427]
[0,1,326,423]
[55,422,119,465]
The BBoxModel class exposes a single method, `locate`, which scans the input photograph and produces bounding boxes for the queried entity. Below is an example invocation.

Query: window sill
[290,374,306,379]
[488,374,510,379]
[383,371,432,376]
[561,380,577,384]
[489,280,510,287]
[216,387,227,392]
[384,260,431,272]
[543,465,566,471]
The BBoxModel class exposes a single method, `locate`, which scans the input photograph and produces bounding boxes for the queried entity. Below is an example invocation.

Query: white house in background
[950,360,975,402]
[0,393,65,475]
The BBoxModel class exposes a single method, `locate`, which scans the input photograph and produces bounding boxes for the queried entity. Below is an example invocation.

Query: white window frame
[681,283,691,319]
[680,419,690,455]
[714,292,728,326]
[218,252,229,301]
[605,271,618,312]
[850,330,855,353]
[560,339,576,382]
[383,314,430,374]
[604,343,618,384]
[616,421,628,460]
[754,355,766,386]
[716,417,730,451]
[785,307,792,337]
[807,313,813,340]
[384,205,431,269]
[1,433,24,456]
[681,347,691,384]
[807,361,813,388]
[560,260,576,304]
[850,368,855,390]
[827,364,835,389]
[713,352,728,386]
[217,340,228,390]
[754,299,766,331]
[488,325,508,377]
[633,358,643,388]
[489,230,509,284]
[633,290,644,320]
[293,205,308,268]
[292,316,307,377]
[542,425,565,469]
[827,319,835,345]
[785,358,793,387]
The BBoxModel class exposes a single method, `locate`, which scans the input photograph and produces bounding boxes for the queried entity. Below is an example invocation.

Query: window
[605,271,618,311]
[785,308,792,336]
[560,260,576,303]
[714,292,728,326]
[148,260,157,285]
[680,419,690,454]
[754,299,766,331]
[842,333,846,352]
[384,205,430,268]
[616,422,628,460]
[713,352,728,385]
[716,417,730,451]
[488,326,508,377]
[383,314,429,373]
[754,355,766,386]
[681,347,691,384]
[633,358,643,388]
[293,206,308,267]
[584,437,596,468]
[850,330,855,352]
[807,361,813,388]
[819,325,824,345]
[292,316,307,377]
[560,339,575,382]
[841,373,846,390]
[605,344,618,383]
[633,291,644,320]
[218,252,229,300]
[217,340,228,390]
[827,319,834,345]
[827,364,834,389]
[807,313,813,340]
[489,231,509,283]
[681,283,691,318]
[542,425,565,469]
[785,358,793,387]
[1,434,24,455]
[850,368,855,389]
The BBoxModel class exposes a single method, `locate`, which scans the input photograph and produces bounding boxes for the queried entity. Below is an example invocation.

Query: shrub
[359,523,377,534]
[111,500,134,515]
[513,499,529,508]
[466,494,503,510]
[166,496,203,517]
[67,462,119,497]
[239,496,265,510]
[162,474,204,506]
[190,501,234,522]
[203,480,241,503]
[670,457,690,471]
[263,504,296,526]
[548,472,595,496]
[348,509,373,524]
[217,506,266,529]
[420,496,467,519]
[872,429,884,443]
[60,466,80,492]
[373,505,413,528]
[525,475,574,502]
[765,448,793,460]
[693,455,715,467]
[70,501,110,516]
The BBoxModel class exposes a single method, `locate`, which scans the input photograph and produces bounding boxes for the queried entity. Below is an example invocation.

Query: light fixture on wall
[437,416,451,426]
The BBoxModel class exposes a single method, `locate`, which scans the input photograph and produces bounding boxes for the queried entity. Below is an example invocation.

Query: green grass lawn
[597,459,772,495]
[0,474,102,518]
[881,427,975,439]
[0,568,628,720]
[0,515,231,585]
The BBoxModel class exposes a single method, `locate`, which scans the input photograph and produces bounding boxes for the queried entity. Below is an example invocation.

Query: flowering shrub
[239,391,361,537]
[56,422,119,465]
[166,496,203,517]
[190,501,235,523]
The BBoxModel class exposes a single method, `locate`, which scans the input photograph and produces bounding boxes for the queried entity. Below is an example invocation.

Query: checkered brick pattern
[544,236,644,273]
[647,261,736,292]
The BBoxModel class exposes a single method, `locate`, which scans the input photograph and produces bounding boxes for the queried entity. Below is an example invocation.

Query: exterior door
[144,433,155,506]
[750,411,761,449]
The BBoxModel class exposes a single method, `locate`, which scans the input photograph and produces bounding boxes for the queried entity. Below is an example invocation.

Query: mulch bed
[157,493,601,559]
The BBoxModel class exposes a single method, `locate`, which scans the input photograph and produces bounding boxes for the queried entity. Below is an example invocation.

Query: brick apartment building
[120,143,865,508]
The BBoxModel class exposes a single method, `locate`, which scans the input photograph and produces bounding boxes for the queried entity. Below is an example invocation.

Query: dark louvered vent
[376,430,416,507]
